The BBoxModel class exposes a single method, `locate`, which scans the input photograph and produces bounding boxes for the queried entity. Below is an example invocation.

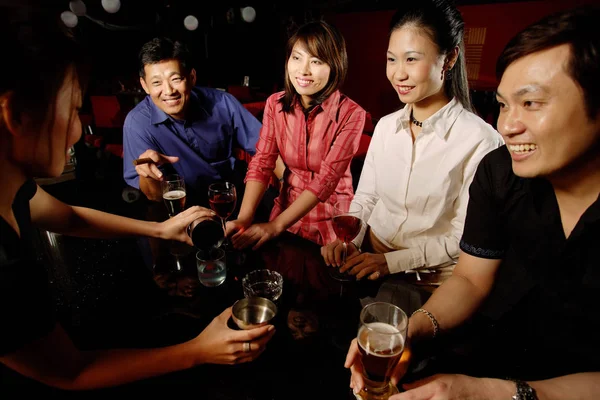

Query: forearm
[63,206,163,239]
[238,180,267,221]
[409,273,488,341]
[271,190,319,231]
[529,373,600,400]
[139,176,163,202]
[59,342,197,390]
[274,156,286,181]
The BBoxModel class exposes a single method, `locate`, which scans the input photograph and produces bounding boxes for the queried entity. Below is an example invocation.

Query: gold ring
[243,341,251,353]
[373,271,381,279]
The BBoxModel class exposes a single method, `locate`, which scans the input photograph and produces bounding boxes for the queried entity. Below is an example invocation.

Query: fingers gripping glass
[162,174,186,217]
[208,182,237,247]
[330,200,362,281]
[356,302,408,399]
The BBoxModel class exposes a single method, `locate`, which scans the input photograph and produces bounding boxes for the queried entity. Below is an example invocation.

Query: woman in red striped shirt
[227,20,366,249]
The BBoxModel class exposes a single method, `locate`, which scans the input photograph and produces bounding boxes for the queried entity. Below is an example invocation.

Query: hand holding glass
[208,182,237,245]
[331,200,362,279]
[356,302,408,399]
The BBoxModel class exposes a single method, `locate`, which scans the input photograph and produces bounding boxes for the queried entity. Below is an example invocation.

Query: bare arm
[1,309,275,390]
[236,180,268,224]
[387,373,600,400]
[270,190,319,232]
[29,185,211,245]
[530,373,600,400]
[409,252,501,342]
[274,155,286,183]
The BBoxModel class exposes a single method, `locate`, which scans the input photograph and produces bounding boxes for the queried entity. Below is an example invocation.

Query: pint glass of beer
[356,302,408,399]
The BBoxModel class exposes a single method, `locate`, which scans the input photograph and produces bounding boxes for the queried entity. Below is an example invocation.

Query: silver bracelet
[411,308,440,338]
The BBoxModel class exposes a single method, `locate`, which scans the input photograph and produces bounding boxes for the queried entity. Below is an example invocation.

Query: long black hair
[0,1,88,132]
[389,0,473,112]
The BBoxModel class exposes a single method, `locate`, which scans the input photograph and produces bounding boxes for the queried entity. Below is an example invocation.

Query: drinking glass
[208,182,237,247]
[162,174,186,217]
[196,247,227,287]
[330,200,362,281]
[356,302,408,400]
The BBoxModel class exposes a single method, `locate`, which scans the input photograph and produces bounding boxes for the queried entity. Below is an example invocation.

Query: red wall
[328,0,597,120]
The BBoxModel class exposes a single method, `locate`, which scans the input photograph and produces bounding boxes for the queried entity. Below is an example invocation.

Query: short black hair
[138,37,192,79]
[496,6,600,119]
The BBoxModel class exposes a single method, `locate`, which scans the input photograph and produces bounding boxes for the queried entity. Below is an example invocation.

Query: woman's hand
[346,338,413,394]
[192,307,276,365]
[341,251,390,280]
[320,239,360,267]
[231,221,284,250]
[225,217,252,237]
[158,206,216,246]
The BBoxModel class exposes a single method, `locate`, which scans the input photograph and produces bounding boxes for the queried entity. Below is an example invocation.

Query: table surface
[29,223,371,398]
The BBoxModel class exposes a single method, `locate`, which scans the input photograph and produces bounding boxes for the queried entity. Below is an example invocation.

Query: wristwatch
[510,380,538,400]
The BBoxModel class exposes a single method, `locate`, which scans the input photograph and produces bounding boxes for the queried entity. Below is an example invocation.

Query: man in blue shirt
[123,37,261,206]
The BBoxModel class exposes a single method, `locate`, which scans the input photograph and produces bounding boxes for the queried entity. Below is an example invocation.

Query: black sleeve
[0,179,55,356]
[0,256,55,356]
[459,148,508,259]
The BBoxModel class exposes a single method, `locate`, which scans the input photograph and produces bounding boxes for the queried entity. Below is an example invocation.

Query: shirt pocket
[197,135,232,163]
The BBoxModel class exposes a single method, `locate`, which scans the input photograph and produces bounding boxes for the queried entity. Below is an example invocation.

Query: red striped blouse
[245,90,366,245]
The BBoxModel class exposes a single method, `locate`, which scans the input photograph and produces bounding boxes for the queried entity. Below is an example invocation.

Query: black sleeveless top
[0,180,55,356]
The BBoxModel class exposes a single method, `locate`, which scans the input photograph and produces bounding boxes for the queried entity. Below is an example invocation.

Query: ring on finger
[372,271,381,279]
[243,341,251,353]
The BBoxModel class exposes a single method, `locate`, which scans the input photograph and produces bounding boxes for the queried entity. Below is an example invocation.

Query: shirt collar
[395,97,463,140]
[149,87,208,125]
[293,90,342,122]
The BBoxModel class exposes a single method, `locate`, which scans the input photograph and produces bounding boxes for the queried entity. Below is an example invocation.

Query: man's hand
[341,251,390,280]
[134,149,179,181]
[390,374,515,400]
[345,338,413,394]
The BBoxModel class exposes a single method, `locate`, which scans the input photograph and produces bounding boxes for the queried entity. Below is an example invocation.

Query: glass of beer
[356,302,408,399]
[162,174,186,217]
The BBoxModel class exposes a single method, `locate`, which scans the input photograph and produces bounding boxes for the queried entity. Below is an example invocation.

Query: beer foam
[358,322,404,357]
[163,189,186,200]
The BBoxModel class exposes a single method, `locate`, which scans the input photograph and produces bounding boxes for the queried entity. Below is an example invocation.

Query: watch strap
[510,380,538,400]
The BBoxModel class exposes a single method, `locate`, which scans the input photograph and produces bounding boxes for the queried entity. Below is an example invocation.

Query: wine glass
[162,174,186,217]
[330,200,363,282]
[355,302,408,399]
[208,182,237,248]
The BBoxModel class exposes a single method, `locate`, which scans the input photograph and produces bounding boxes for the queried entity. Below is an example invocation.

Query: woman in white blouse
[321,0,503,287]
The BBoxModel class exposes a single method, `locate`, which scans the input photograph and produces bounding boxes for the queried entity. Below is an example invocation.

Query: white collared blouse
[352,98,504,274]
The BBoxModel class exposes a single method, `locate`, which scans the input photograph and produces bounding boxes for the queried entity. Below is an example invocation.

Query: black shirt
[0,180,55,356]
[459,146,600,380]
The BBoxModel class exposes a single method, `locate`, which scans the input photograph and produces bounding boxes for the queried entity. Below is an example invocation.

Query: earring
[446,68,452,81]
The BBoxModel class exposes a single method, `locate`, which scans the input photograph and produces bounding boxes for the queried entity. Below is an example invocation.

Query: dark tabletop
[22,178,372,398]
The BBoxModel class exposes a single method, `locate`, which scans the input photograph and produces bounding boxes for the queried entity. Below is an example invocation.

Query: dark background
[64,0,597,120]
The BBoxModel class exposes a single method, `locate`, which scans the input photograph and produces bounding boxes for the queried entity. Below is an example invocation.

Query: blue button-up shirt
[123,86,261,196]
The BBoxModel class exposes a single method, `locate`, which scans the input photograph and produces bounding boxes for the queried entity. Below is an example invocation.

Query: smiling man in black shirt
[346,6,600,400]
